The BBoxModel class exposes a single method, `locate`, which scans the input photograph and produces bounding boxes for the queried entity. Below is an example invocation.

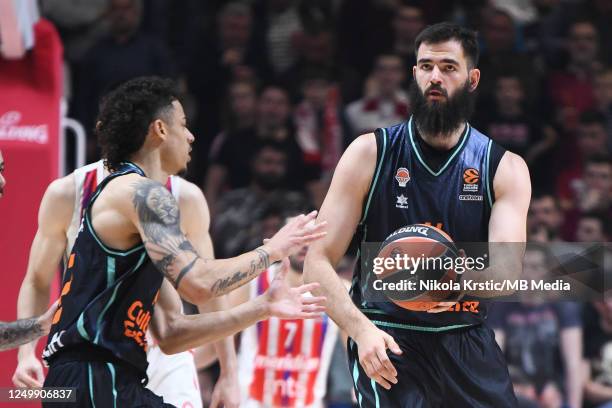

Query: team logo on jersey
[395,194,409,209]
[462,168,480,193]
[395,168,410,187]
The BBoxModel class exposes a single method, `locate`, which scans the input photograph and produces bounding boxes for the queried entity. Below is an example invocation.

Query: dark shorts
[43,360,175,408]
[347,324,518,408]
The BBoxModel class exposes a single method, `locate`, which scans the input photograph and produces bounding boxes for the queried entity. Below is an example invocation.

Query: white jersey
[66,161,201,408]
[238,266,339,408]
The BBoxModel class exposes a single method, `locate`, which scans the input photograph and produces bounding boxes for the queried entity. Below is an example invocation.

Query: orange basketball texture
[375,224,458,311]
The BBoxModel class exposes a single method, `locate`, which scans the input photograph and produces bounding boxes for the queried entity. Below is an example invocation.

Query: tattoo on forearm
[210,248,270,295]
[175,257,198,289]
[0,318,44,351]
[133,180,200,284]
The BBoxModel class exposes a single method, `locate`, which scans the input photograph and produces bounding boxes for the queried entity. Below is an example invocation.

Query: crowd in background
[38,0,612,407]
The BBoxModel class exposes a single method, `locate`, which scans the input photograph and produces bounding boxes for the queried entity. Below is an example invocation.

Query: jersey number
[284,322,297,348]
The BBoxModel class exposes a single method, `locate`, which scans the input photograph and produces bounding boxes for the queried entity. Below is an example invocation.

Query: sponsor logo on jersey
[124,300,153,350]
[459,194,483,201]
[42,330,66,359]
[395,167,410,187]
[395,194,409,209]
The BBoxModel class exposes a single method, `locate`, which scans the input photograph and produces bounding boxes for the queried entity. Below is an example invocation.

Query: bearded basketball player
[304,23,530,407]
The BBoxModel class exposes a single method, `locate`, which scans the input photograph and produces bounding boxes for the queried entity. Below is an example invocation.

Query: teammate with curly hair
[40,77,327,407]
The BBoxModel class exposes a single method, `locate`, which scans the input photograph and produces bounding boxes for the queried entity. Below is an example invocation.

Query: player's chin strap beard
[409,80,475,138]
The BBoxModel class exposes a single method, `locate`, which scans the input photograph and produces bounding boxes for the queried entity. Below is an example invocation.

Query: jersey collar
[407,116,470,177]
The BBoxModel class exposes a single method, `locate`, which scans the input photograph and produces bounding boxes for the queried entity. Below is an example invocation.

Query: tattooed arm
[0,301,58,352]
[130,178,326,304]
[150,261,325,354]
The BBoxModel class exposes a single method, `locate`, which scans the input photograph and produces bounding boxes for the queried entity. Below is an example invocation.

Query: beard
[289,256,304,273]
[409,79,476,137]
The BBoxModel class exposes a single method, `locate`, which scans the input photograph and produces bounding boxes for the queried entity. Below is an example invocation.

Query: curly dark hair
[95,76,179,172]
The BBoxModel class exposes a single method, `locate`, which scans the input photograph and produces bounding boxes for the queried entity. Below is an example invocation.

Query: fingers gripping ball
[375,224,459,311]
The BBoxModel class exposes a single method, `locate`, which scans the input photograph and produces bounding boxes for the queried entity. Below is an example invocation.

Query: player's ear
[468,68,480,92]
[150,119,167,142]
[412,65,417,80]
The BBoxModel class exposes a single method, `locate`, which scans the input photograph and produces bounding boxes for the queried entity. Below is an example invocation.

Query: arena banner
[0,19,62,396]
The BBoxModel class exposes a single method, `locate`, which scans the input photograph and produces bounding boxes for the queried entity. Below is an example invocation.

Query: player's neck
[128,154,170,184]
[417,122,466,150]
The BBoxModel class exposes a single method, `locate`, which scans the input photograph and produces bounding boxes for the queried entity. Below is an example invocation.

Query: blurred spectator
[489,245,583,408]
[345,54,409,138]
[573,155,612,214]
[575,212,610,242]
[561,155,612,240]
[293,67,346,206]
[212,141,306,257]
[578,0,612,65]
[556,112,610,210]
[583,301,612,408]
[336,0,397,78]
[71,0,176,160]
[252,0,304,76]
[477,8,542,109]
[528,192,565,242]
[188,1,266,164]
[41,0,110,62]
[473,74,557,190]
[523,0,580,68]
[205,84,314,214]
[490,0,538,25]
[280,27,361,103]
[388,4,426,75]
[593,68,612,149]
[548,19,602,132]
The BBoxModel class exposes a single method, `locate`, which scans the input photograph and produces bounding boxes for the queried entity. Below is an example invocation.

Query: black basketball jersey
[43,162,163,376]
[352,117,505,330]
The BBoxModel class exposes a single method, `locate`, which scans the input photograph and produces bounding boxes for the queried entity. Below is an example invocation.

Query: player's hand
[209,370,240,408]
[13,350,45,388]
[263,211,327,261]
[37,299,60,335]
[263,259,326,319]
[354,326,402,390]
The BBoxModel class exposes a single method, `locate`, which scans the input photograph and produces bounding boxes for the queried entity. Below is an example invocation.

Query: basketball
[375,224,459,311]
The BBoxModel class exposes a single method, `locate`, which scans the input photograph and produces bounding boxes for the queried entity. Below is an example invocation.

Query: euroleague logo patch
[463,168,479,184]
[460,168,483,201]
[395,167,410,187]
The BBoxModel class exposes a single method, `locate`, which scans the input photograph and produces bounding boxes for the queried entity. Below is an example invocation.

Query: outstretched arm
[127,177,326,304]
[150,261,325,354]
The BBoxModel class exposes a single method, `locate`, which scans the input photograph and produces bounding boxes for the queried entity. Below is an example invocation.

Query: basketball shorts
[347,323,518,408]
[146,345,202,408]
[43,357,175,407]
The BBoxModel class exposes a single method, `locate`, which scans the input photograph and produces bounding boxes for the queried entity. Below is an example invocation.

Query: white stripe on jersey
[296,317,315,406]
